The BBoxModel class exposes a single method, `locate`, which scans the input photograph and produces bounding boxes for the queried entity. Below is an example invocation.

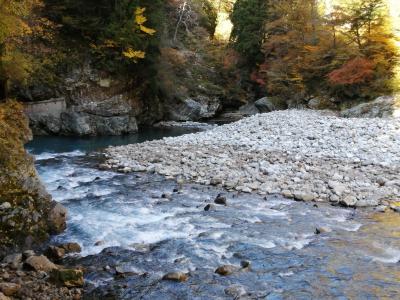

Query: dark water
[27,128,400,299]
[27,127,199,154]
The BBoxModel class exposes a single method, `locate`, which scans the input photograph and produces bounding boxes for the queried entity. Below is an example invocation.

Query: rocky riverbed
[104,110,400,208]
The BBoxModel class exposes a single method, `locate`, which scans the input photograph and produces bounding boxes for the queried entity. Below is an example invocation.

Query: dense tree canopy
[230,0,399,105]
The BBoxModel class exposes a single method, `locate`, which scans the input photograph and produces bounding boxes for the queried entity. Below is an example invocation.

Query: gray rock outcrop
[341,96,400,118]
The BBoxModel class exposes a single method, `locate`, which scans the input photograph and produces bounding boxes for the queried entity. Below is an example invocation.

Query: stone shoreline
[103,110,400,208]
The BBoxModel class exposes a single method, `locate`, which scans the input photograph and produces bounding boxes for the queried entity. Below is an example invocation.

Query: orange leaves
[328,57,375,85]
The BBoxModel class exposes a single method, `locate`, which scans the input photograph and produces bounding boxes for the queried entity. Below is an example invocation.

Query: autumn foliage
[328,58,375,86]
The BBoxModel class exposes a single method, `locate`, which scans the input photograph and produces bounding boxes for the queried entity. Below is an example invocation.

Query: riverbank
[104,110,400,208]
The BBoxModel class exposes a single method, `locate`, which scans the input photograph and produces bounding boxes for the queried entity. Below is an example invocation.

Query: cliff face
[16,1,249,136]
[0,101,66,255]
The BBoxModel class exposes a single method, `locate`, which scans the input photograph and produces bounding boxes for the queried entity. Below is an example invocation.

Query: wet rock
[204,204,217,211]
[162,272,189,282]
[224,284,247,298]
[240,260,251,268]
[315,227,332,234]
[115,265,139,277]
[46,246,66,260]
[48,202,67,234]
[94,241,105,246]
[215,265,237,276]
[375,205,387,213]
[0,202,11,210]
[214,194,227,205]
[50,268,84,287]
[340,195,358,207]
[24,255,58,272]
[59,242,82,253]
[161,192,172,199]
[0,283,20,297]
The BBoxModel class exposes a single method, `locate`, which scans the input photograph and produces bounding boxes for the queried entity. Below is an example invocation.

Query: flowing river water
[27,128,400,299]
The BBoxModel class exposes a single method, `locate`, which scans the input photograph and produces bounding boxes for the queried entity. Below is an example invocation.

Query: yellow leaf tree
[123,6,156,62]
[0,0,42,102]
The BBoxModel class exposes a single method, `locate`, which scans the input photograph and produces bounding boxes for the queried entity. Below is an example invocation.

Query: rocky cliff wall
[0,101,66,255]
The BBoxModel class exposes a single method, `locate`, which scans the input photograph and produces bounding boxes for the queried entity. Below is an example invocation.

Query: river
[27,128,400,299]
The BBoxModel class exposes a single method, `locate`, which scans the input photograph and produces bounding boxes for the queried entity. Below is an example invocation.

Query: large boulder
[340,96,400,118]
[238,103,260,116]
[168,99,202,121]
[254,97,276,113]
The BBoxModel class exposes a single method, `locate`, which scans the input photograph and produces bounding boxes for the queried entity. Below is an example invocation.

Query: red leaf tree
[328,57,375,85]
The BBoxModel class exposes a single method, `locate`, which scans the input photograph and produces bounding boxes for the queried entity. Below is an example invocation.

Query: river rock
[46,246,66,260]
[162,272,189,282]
[0,283,20,297]
[340,196,358,207]
[315,227,332,234]
[59,242,82,253]
[0,292,10,300]
[50,268,84,287]
[204,204,217,211]
[48,202,67,234]
[2,254,22,269]
[224,284,247,298]
[240,260,251,268]
[214,194,227,205]
[24,255,58,272]
[215,265,237,276]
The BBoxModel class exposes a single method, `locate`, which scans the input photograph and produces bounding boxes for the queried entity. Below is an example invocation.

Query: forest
[0,0,399,107]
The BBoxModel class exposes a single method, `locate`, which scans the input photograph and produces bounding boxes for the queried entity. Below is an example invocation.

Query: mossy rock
[50,268,84,287]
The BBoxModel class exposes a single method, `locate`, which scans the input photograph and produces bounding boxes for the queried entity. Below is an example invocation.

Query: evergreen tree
[230,0,267,66]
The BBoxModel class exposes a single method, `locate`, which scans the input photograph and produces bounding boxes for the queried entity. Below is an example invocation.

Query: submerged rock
[162,272,189,282]
[215,265,238,276]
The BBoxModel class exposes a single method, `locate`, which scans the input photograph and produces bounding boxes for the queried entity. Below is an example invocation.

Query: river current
[27,128,400,299]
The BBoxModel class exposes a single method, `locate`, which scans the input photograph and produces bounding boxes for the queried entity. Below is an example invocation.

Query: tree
[230,0,267,66]
[0,0,42,102]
